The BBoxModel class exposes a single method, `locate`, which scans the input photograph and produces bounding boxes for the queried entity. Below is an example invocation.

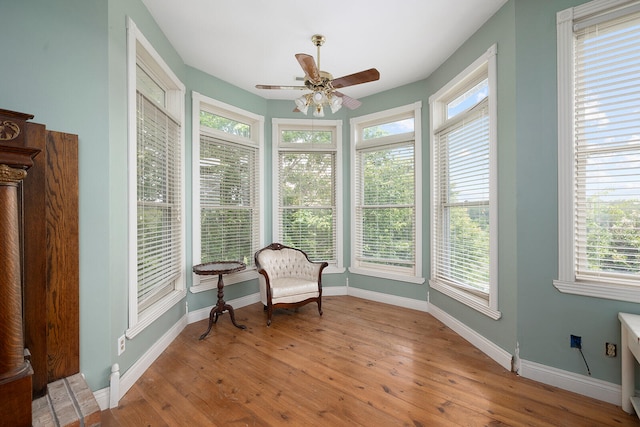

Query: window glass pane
[435,107,490,293]
[574,11,640,280]
[446,79,488,119]
[279,151,335,261]
[136,65,165,107]
[362,145,414,205]
[281,129,332,144]
[363,118,414,140]
[356,143,415,269]
[440,205,490,291]
[361,206,415,266]
[200,111,251,138]
[200,135,258,266]
[136,93,181,307]
[281,208,335,261]
[280,152,334,206]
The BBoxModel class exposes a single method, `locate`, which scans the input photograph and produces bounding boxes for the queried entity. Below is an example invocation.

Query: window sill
[348,267,425,284]
[430,279,501,320]
[126,288,187,339]
[553,279,640,304]
[324,265,346,275]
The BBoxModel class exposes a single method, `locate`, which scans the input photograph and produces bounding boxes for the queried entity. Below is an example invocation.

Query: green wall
[513,0,640,382]
[418,0,519,359]
[1,0,112,390]
[1,0,637,393]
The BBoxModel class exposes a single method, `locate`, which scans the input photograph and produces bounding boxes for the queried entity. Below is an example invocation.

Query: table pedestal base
[199,273,246,340]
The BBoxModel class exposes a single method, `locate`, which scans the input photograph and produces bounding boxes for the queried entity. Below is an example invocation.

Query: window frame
[272,118,344,273]
[350,102,424,284]
[192,91,264,291]
[555,0,640,303]
[429,45,500,319]
[126,17,186,338]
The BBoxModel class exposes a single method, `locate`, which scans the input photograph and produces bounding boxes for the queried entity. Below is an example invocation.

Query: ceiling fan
[255,34,380,117]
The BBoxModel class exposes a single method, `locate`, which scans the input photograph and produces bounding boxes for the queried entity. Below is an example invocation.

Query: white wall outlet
[605,342,617,357]
[118,335,126,356]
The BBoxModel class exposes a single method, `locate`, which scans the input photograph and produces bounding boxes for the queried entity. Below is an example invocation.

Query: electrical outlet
[118,335,126,356]
[605,342,617,357]
[570,334,582,349]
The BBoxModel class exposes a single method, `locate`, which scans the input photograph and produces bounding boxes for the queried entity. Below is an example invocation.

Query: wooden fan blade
[295,53,321,83]
[331,68,380,89]
[256,84,307,90]
[333,91,362,110]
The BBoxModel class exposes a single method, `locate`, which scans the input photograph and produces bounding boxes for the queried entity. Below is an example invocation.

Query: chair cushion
[270,277,318,299]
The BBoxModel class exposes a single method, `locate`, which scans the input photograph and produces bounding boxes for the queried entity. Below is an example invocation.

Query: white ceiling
[141,0,508,103]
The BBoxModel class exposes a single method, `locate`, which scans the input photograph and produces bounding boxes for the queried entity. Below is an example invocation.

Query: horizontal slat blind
[137,92,182,310]
[574,10,640,281]
[200,134,259,266]
[433,105,490,293]
[354,142,415,270]
[278,151,336,262]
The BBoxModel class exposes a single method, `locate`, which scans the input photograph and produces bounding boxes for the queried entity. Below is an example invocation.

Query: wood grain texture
[103,296,637,426]
[44,130,79,380]
[0,183,25,376]
[21,121,48,397]
[22,127,79,396]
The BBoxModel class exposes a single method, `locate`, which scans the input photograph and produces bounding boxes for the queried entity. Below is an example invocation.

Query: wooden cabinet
[22,125,79,397]
[0,109,79,426]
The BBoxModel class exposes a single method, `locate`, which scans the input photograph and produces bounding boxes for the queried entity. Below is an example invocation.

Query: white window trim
[349,102,424,284]
[554,0,640,303]
[126,17,186,338]
[191,91,264,292]
[271,118,344,274]
[429,45,500,319]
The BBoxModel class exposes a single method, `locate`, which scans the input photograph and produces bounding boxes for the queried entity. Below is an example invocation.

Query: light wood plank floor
[102,296,638,426]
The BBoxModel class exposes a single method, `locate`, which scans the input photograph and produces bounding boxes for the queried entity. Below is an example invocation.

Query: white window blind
[136,91,182,311]
[200,134,259,266]
[574,9,640,283]
[278,150,336,262]
[354,142,416,273]
[433,105,490,293]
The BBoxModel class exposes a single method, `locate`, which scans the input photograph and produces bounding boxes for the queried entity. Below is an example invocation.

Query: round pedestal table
[192,261,247,340]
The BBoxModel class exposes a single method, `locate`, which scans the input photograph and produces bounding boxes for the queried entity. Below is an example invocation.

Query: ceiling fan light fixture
[330,95,343,113]
[295,95,309,115]
[256,34,379,116]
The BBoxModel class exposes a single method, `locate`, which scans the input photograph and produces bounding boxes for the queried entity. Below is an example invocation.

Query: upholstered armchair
[254,243,328,326]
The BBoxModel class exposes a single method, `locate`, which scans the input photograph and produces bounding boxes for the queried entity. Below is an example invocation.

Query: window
[273,119,343,271]
[350,103,423,283]
[126,18,186,337]
[192,92,264,291]
[429,45,499,319]
[556,0,640,303]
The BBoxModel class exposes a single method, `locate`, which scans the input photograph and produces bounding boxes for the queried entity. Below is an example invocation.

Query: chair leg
[317,299,323,316]
[266,304,273,326]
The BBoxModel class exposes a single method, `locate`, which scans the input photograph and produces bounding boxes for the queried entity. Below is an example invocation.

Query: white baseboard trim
[428,303,513,371]
[94,313,188,410]
[346,286,429,312]
[324,285,348,296]
[519,359,620,405]
[93,387,110,411]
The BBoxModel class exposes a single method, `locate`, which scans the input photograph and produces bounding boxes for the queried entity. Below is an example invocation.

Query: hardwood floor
[102,296,637,426]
